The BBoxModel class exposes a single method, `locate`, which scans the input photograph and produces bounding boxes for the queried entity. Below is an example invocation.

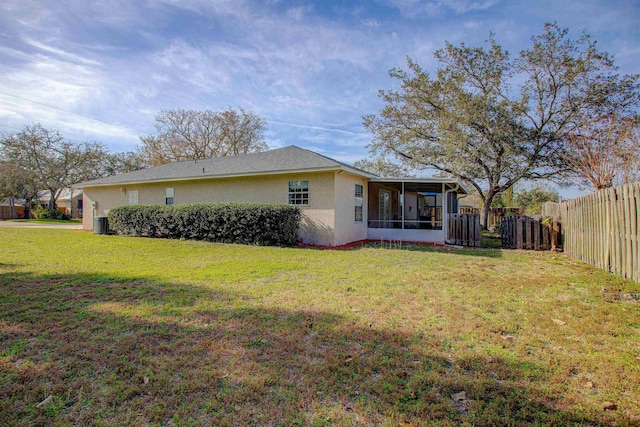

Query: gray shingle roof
[76,145,374,187]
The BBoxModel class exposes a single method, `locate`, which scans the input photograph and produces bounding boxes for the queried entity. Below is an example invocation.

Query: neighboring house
[75,146,466,246]
[0,197,26,220]
[1,189,83,220]
[37,189,84,218]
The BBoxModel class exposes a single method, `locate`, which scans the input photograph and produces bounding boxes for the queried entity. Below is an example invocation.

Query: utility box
[93,217,109,235]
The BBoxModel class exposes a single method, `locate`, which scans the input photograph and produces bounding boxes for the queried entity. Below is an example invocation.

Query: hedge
[107,203,301,246]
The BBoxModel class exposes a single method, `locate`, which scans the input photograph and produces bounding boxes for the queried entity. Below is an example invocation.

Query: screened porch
[366,179,465,243]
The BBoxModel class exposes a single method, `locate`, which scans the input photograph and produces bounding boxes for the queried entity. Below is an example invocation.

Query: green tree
[0,124,132,215]
[140,108,268,166]
[0,160,39,217]
[363,23,639,227]
[514,187,559,215]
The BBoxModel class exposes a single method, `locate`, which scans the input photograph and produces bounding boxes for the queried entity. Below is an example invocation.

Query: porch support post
[442,182,447,232]
[401,181,405,230]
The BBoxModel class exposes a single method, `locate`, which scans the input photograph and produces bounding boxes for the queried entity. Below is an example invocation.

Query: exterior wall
[333,172,368,246]
[82,172,337,246]
[367,228,446,244]
[56,195,82,218]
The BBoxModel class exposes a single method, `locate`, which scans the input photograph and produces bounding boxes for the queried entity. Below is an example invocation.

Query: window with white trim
[355,184,364,222]
[165,187,174,205]
[126,190,138,205]
[288,181,309,205]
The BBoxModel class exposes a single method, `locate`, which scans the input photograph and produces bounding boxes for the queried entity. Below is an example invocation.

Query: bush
[107,203,301,246]
[32,206,70,220]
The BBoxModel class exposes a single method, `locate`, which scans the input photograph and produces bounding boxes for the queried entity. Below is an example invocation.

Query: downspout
[445,183,461,207]
[401,181,405,230]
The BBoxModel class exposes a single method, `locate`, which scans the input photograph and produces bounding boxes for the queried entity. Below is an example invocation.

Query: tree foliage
[0,160,38,201]
[140,108,268,166]
[0,160,39,218]
[352,156,411,177]
[513,187,559,215]
[1,124,78,210]
[363,23,640,226]
[0,124,146,213]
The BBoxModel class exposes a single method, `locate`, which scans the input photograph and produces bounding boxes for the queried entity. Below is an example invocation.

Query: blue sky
[1,0,639,195]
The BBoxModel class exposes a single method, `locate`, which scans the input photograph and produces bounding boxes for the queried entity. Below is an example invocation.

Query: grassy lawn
[1,229,639,426]
[480,230,502,249]
[6,218,82,224]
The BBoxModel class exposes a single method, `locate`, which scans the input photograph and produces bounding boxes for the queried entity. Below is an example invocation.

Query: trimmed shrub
[32,206,70,220]
[107,203,301,246]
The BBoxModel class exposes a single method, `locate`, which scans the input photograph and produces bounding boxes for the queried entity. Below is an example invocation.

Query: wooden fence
[541,201,560,218]
[501,215,561,250]
[447,214,481,247]
[560,183,639,282]
[0,205,26,220]
[459,207,522,229]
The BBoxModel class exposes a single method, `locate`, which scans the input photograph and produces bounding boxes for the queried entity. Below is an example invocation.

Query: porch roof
[371,177,468,194]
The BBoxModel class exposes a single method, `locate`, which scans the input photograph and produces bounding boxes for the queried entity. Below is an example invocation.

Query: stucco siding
[82,172,337,246]
[333,172,368,246]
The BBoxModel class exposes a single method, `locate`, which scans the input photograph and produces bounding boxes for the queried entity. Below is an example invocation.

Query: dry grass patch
[0,228,639,426]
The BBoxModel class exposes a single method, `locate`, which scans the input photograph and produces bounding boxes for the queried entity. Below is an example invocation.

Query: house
[76,146,467,246]
[1,189,83,220]
[37,189,84,218]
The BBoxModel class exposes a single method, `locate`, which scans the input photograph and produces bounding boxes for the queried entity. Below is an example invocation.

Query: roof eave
[75,166,360,188]
[371,177,468,194]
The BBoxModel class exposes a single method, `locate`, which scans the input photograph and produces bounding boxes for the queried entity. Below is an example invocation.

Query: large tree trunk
[480,201,491,229]
[9,195,15,219]
[480,189,497,229]
[47,189,58,213]
[69,188,74,219]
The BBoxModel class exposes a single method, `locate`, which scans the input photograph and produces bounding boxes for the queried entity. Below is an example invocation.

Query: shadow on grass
[349,242,504,258]
[0,269,612,426]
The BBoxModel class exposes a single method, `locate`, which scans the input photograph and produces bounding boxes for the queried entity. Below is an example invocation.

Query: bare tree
[102,151,148,176]
[140,108,268,166]
[565,116,640,189]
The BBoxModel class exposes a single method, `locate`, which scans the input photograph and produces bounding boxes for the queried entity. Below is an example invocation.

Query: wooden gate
[447,214,481,247]
[501,215,561,250]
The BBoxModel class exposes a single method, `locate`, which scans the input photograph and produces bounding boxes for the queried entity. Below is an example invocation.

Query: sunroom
[366,178,467,243]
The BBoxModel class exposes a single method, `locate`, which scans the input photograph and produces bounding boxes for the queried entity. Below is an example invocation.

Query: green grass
[480,230,502,248]
[1,228,639,426]
[6,218,82,224]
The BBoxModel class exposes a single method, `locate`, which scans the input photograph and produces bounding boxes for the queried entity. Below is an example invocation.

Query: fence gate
[501,215,561,250]
[447,214,481,247]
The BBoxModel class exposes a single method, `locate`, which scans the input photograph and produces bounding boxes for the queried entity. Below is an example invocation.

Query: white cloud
[1,0,637,166]
[286,5,314,21]
[384,0,500,17]
[22,37,102,66]
[267,119,361,136]
[361,19,381,30]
